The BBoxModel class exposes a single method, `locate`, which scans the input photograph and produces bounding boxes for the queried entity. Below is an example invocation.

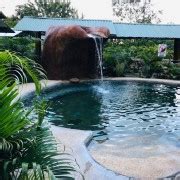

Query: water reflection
[47,84,103,130]
[27,81,180,150]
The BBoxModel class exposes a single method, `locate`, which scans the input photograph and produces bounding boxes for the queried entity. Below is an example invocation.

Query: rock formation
[42,25,110,80]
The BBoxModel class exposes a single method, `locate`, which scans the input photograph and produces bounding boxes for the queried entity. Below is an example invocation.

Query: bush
[103,41,132,77]
[115,62,125,76]
[170,66,180,79]
[103,39,174,79]
[0,37,36,60]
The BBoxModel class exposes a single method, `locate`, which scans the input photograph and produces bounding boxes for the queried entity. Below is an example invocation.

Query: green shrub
[115,62,125,76]
[103,41,132,76]
[170,66,180,79]
[103,39,174,79]
[0,37,36,60]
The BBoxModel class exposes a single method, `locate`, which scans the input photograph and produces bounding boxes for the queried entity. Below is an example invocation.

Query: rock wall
[42,25,110,80]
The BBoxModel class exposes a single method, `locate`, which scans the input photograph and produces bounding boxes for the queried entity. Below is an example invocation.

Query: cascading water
[88,34,103,80]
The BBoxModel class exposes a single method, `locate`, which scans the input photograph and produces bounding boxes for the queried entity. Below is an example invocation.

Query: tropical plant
[103,40,133,77]
[103,39,175,78]
[0,50,45,93]
[34,98,50,129]
[0,50,81,179]
[4,16,19,28]
[115,62,125,76]
[170,66,180,79]
[0,37,36,60]
[16,0,79,19]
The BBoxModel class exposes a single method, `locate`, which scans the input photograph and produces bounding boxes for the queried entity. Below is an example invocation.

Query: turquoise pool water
[28,81,180,149]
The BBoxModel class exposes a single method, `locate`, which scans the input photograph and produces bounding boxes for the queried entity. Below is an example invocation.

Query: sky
[0,0,180,24]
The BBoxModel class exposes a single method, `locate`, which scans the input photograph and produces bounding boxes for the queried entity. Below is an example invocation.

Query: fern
[0,50,46,94]
[0,51,82,179]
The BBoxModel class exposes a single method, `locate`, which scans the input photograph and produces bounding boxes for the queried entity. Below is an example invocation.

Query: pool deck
[18,79,128,180]
[18,78,180,180]
[51,125,128,180]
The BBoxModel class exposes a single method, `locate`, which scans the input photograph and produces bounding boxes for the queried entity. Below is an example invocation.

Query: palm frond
[0,50,82,179]
[34,98,50,129]
[0,50,47,94]
[22,125,79,179]
[2,124,82,180]
[0,81,30,138]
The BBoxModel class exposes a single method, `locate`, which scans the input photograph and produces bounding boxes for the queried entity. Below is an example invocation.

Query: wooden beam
[173,39,180,61]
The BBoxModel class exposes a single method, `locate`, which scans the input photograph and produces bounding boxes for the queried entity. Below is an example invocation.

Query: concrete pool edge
[19,80,129,180]
[19,78,180,179]
[50,125,129,180]
[83,77,180,85]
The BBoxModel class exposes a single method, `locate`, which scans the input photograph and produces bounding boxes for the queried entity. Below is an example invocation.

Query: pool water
[29,81,180,156]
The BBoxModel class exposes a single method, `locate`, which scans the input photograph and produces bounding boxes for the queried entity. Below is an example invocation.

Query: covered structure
[14,16,180,60]
[114,23,180,61]
[0,30,22,37]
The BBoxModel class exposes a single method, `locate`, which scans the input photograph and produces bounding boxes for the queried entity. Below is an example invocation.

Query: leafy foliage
[103,39,178,79]
[0,50,46,94]
[169,66,180,79]
[4,16,19,28]
[0,82,29,138]
[3,124,79,180]
[103,43,132,76]
[0,37,36,60]
[0,50,81,179]
[115,62,125,77]
[16,0,79,19]
[34,98,50,129]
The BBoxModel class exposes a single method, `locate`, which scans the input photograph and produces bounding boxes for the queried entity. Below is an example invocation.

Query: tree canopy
[16,0,79,19]
[113,1,162,23]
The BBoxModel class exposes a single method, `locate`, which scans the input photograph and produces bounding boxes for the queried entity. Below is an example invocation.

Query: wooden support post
[35,32,42,62]
[174,38,180,61]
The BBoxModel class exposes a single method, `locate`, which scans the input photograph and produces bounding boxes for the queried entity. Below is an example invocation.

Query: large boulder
[42,25,110,80]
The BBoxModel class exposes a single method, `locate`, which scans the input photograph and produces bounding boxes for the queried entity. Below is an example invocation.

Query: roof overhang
[14,16,180,39]
[114,23,180,39]
[14,16,117,36]
[0,30,22,37]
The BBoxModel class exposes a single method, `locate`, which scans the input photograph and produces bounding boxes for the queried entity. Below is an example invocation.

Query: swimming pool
[26,80,180,177]
[40,81,180,145]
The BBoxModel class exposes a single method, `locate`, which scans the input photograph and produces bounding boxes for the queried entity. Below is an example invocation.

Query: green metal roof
[14,16,116,35]
[114,23,180,39]
[14,16,180,39]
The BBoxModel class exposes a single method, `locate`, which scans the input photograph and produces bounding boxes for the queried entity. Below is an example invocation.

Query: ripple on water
[26,81,180,161]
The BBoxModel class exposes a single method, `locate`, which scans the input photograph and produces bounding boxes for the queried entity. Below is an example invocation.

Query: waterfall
[88,34,103,80]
